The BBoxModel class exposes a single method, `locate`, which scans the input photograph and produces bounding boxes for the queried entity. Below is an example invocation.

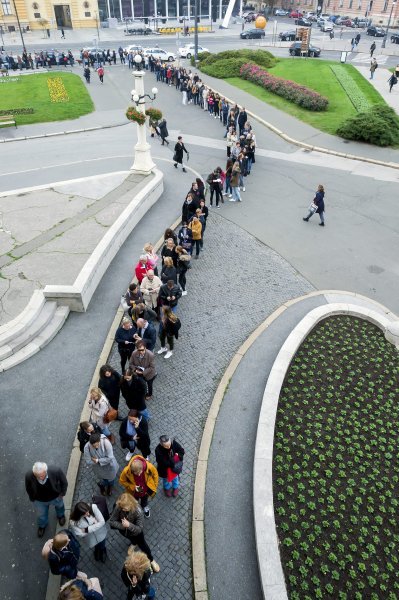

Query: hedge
[0,108,34,115]
[330,65,370,112]
[195,49,277,78]
[240,63,329,112]
[337,104,399,146]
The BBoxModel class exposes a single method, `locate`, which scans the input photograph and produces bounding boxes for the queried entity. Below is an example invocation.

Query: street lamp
[12,0,26,52]
[382,0,397,48]
[130,54,156,174]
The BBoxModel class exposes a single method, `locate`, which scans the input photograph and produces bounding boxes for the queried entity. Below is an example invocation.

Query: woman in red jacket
[134,256,151,284]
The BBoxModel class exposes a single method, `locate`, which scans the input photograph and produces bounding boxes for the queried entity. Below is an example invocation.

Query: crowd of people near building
[24,185,215,599]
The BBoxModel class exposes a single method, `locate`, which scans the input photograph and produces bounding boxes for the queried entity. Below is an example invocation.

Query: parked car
[305,12,318,21]
[124,44,143,53]
[367,26,385,36]
[289,41,321,56]
[320,21,334,32]
[275,8,289,16]
[289,10,303,18]
[279,29,297,41]
[244,13,256,22]
[178,44,209,58]
[240,27,265,39]
[353,18,370,27]
[295,17,312,26]
[143,47,176,61]
[391,33,399,43]
[336,18,355,27]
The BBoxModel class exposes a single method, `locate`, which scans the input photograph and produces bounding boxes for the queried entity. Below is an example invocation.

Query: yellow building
[0,0,98,31]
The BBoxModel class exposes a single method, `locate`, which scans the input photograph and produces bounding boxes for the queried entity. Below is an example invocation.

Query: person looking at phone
[119,455,159,519]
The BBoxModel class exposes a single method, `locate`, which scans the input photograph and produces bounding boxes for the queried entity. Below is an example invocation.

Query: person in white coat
[70,501,108,562]
[84,433,119,497]
[140,270,162,312]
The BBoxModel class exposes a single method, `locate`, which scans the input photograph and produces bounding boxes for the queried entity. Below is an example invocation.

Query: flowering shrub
[126,106,146,125]
[47,77,69,103]
[240,63,328,111]
[330,65,370,112]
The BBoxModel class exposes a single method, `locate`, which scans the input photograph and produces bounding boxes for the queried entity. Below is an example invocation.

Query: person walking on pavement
[84,432,119,497]
[96,65,104,83]
[370,41,376,57]
[370,58,378,79]
[157,307,181,359]
[158,118,169,145]
[83,66,91,84]
[351,37,356,51]
[61,28,65,39]
[173,135,189,172]
[119,455,159,518]
[155,435,185,497]
[355,32,361,45]
[303,184,326,226]
[388,72,398,92]
[109,493,160,572]
[70,501,108,563]
[25,462,67,537]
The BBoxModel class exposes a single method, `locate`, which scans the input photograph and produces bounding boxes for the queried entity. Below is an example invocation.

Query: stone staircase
[0,291,69,372]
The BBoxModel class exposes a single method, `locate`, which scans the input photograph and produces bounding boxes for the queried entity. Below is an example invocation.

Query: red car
[289,10,303,18]
[339,18,355,27]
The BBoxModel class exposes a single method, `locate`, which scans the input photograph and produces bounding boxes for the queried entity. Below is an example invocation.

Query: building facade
[277,0,399,25]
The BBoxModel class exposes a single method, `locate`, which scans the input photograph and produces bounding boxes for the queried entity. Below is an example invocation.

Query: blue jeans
[99,424,111,436]
[101,477,115,487]
[163,476,179,490]
[231,186,241,201]
[34,496,65,528]
[139,408,150,421]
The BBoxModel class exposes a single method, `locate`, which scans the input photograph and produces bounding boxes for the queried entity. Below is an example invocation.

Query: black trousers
[119,348,132,373]
[126,531,153,561]
[210,187,223,207]
[178,271,187,291]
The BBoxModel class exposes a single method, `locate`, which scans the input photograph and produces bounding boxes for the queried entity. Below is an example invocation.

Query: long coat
[84,435,119,481]
[174,141,188,164]
[70,503,107,549]
[129,349,156,381]
[119,456,159,497]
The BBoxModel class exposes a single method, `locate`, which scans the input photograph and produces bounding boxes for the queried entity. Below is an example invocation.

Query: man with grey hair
[134,317,157,352]
[25,462,68,538]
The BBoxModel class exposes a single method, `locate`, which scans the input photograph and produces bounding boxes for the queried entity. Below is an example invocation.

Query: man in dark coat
[119,409,151,461]
[158,118,169,145]
[181,193,199,223]
[120,369,149,417]
[133,318,157,352]
[155,435,185,497]
[173,135,189,172]
[237,107,248,135]
[25,462,68,537]
[158,280,182,309]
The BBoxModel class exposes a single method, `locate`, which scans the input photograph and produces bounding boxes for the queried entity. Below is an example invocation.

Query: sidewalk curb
[0,121,128,144]
[208,83,399,170]
[191,289,397,600]
[44,215,182,600]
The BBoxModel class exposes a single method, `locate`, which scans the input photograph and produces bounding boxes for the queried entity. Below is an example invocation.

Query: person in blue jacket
[48,530,80,579]
[303,184,326,226]
[58,576,104,599]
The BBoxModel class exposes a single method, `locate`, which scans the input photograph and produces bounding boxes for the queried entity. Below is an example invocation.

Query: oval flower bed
[274,316,399,600]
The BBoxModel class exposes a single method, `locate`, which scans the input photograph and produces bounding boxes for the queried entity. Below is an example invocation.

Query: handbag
[309,202,318,214]
[172,460,183,474]
[103,405,117,424]
[120,295,129,312]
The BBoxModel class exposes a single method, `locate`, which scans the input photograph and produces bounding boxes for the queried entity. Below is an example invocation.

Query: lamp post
[12,0,26,52]
[130,54,158,174]
[382,0,397,48]
[194,0,198,61]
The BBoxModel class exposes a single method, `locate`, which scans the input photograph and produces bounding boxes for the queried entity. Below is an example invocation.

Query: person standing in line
[155,435,185,497]
[77,421,102,453]
[178,221,193,254]
[70,501,108,563]
[140,270,162,312]
[207,168,223,208]
[188,215,202,258]
[370,58,378,79]
[119,408,151,461]
[88,387,114,443]
[129,341,157,400]
[370,41,376,57]
[157,307,181,360]
[237,107,248,136]
[109,493,160,572]
[120,369,149,420]
[121,547,155,600]
[115,317,136,373]
[58,575,104,599]
[84,432,119,497]
[119,455,159,518]
[303,184,326,226]
[229,161,242,203]
[133,317,157,353]
[44,530,80,578]
[176,246,191,295]
[25,462,67,537]
[98,364,122,420]
[160,256,178,284]
[173,135,189,172]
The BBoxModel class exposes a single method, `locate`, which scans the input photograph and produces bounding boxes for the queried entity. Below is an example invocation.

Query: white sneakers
[125,451,134,461]
[164,351,173,359]
[158,347,173,358]
[157,347,167,354]
[181,290,188,296]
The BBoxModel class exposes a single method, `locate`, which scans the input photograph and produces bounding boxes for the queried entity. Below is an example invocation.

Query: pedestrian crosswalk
[350,53,388,64]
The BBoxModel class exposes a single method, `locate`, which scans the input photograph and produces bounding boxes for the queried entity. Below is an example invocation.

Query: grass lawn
[227,59,386,135]
[0,72,94,126]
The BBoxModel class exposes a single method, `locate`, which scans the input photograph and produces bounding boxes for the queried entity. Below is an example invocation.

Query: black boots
[94,546,107,562]
[97,482,106,496]
[107,485,113,497]
[303,217,309,222]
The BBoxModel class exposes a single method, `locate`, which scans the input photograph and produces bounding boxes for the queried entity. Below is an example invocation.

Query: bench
[0,67,9,76]
[0,115,17,128]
